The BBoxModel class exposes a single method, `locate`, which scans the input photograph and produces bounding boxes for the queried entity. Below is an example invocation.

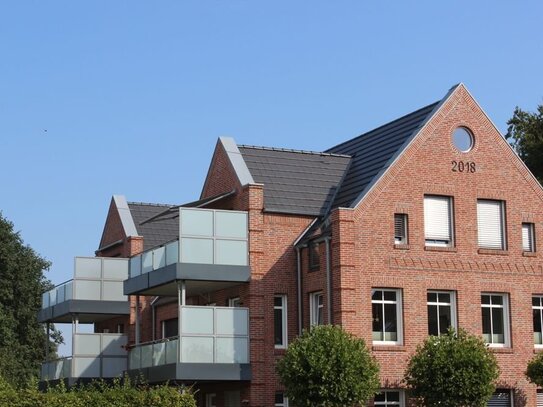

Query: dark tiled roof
[326,101,439,208]
[238,146,352,216]
[128,202,179,251]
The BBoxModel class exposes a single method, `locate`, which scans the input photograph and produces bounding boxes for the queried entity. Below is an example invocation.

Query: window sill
[424,246,457,253]
[478,249,509,256]
[523,251,537,257]
[372,344,406,352]
[489,347,513,354]
[534,347,543,353]
[394,244,410,250]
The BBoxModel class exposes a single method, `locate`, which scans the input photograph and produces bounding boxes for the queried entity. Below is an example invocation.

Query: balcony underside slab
[38,300,130,323]
[127,363,252,383]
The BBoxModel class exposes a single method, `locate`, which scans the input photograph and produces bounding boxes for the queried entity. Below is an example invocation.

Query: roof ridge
[325,100,440,152]
[239,144,351,158]
[127,201,174,207]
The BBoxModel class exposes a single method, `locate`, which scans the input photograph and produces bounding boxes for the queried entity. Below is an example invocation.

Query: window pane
[374,392,386,402]
[492,308,505,343]
[387,391,400,402]
[275,393,283,404]
[372,290,383,301]
[317,306,323,325]
[492,295,503,305]
[428,305,438,336]
[383,291,397,302]
[482,307,491,342]
[384,303,397,341]
[438,306,452,334]
[438,292,451,303]
[481,295,490,304]
[372,303,383,340]
[274,308,283,345]
[427,292,437,303]
[534,309,542,345]
[533,297,541,307]
[274,297,282,307]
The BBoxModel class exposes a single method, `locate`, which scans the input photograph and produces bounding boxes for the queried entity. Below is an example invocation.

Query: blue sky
[1,1,542,352]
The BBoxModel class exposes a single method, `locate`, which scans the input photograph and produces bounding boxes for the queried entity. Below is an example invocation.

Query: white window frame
[228,297,241,307]
[274,295,288,349]
[371,288,403,345]
[477,199,506,250]
[427,290,457,336]
[205,393,217,407]
[374,390,405,407]
[522,222,536,252]
[424,195,454,247]
[394,213,408,245]
[309,292,324,326]
[274,393,289,407]
[533,295,543,348]
[481,293,510,348]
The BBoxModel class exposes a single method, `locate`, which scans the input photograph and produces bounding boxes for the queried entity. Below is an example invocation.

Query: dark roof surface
[238,146,352,216]
[128,202,179,251]
[326,101,439,208]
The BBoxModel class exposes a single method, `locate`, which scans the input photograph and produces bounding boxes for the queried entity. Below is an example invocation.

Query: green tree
[507,103,543,183]
[526,351,543,386]
[0,213,62,388]
[277,325,379,407]
[404,329,499,407]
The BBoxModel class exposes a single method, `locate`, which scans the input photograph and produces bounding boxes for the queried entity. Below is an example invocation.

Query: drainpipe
[324,237,332,325]
[296,247,303,335]
[135,296,140,345]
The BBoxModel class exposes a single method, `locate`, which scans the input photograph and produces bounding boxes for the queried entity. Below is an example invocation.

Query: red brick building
[39,84,543,406]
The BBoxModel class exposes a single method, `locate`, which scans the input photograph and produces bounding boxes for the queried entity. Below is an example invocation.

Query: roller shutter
[537,390,543,407]
[487,390,510,407]
[477,200,505,249]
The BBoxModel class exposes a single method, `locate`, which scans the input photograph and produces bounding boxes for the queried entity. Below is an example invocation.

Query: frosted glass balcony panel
[215,212,247,239]
[129,348,141,370]
[153,247,166,270]
[165,241,179,266]
[57,286,65,303]
[181,209,213,237]
[142,252,153,274]
[102,334,127,356]
[75,258,101,279]
[74,334,101,356]
[165,339,178,364]
[102,358,126,377]
[215,337,249,363]
[65,281,73,301]
[141,344,153,368]
[63,359,71,378]
[181,238,214,264]
[216,308,248,336]
[74,280,101,301]
[181,337,214,363]
[130,256,142,278]
[50,289,57,306]
[42,292,50,308]
[153,342,166,366]
[102,281,125,302]
[103,259,128,280]
[181,307,214,335]
[216,240,248,266]
[73,357,100,378]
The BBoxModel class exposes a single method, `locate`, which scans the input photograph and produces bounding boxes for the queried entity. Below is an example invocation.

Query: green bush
[526,351,543,386]
[277,325,380,407]
[0,376,196,407]
[404,329,499,407]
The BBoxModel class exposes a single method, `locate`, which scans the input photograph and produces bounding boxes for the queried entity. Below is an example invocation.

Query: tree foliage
[404,329,499,407]
[277,325,379,407]
[526,351,543,387]
[0,213,62,387]
[507,103,543,183]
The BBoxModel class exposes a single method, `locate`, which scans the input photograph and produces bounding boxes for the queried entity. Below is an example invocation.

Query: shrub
[526,351,543,387]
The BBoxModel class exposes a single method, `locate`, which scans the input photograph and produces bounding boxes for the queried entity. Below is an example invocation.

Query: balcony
[38,257,129,323]
[41,333,127,385]
[125,208,250,296]
[127,306,251,382]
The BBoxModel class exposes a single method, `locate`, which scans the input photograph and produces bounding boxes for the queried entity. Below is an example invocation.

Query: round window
[452,127,474,152]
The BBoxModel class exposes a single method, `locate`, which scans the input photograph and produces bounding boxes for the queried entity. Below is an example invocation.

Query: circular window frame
[451,126,474,153]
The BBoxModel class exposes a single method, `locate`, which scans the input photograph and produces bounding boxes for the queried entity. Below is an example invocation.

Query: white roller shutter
[487,390,511,407]
[522,223,534,252]
[477,200,505,249]
[424,196,452,245]
[537,389,543,407]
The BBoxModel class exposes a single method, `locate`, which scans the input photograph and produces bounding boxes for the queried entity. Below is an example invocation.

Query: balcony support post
[177,280,186,364]
[135,295,140,345]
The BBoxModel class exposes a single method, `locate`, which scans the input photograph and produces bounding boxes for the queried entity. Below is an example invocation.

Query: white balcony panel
[216,240,248,266]
[102,357,127,377]
[182,307,214,335]
[181,238,214,264]
[181,337,214,363]
[74,334,101,356]
[216,308,248,336]
[101,334,127,356]
[74,280,101,301]
[75,258,102,279]
[73,357,100,378]
[181,209,213,236]
[103,259,129,279]
[215,337,249,363]
[215,211,247,239]
[102,281,125,302]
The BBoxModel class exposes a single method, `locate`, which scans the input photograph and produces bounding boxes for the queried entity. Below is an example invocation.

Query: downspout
[324,236,332,325]
[296,247,303,335]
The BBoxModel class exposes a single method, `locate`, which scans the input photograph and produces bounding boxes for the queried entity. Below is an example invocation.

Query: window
[274,295,288,348]
[374,390,403,406]
[309,241,320,270]
[424,195,453,247]
[275,393,289,407]
[310,292,324,326]
[452,127,474,153]
[427,291,457,336]
[523,223,536,252]
[481,293,510,347]
[533,296,543,346]
[162,318,178,338]
[228,297,241,307]
[205,393,216,407]
[394,214,408,245]
[372,289,402,344]
[477,200,506,250]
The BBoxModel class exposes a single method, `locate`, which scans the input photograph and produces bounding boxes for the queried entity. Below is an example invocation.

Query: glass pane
[452,127,474,152]
[103,259,128,279]
[492,295,503,305]
[374,392,386,402]
[216,308,248,336]
[383,291,397,302]
[153,246,166,270]
[130,256,142,278]
[533,297,541,307]
[65,281,73,301]
[42,292,50,308]
[181,209,213,236]
[275,393,284,404]
[181,307,214,335]
[181,238,214,264]
[142,252,153,273]
[482,307,491,341]
[74,280,101,301]
[492,308,505,343]
[438,293,451,303]
[274,297,283,307]
[215,211,247,239]
[165,241,179,265]
[535,332,543,345]
[141,344,153,368]
[534,309,542,344]
[181,337,214,363]
[387,391,400,402]
[384,303,397,335]
[439,306,452,334]
[57,286,65,303]
[129,348,141,369]
[427,292,437,303]
[50,289,57,305]
[75,257,101,278]
[153,342,166,366]
[428,305,438,336]
[372,303,383,340]
[481,295,490,304]
[372,290,382,301]
[166,339,178,364]
[216,240,248,266]
[317,307,323,325]
[274,308,283,345]
[216,337,248,363]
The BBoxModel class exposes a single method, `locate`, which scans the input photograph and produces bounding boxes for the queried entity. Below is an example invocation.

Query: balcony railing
[128,306,249,369]
[41,333,127,381]
[42,257,128,309]
[129,208,248,278]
